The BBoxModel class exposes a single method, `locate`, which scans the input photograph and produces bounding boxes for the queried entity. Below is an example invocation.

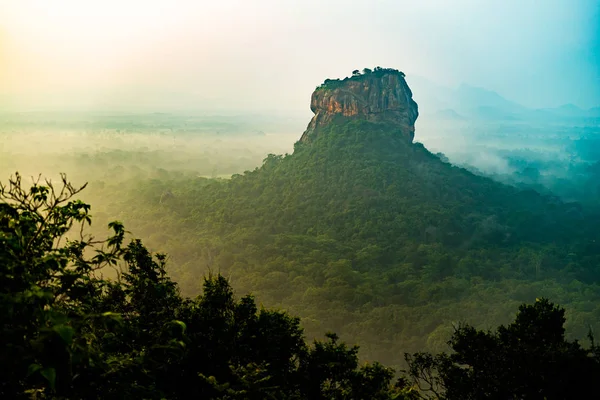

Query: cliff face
[300,69,419,143]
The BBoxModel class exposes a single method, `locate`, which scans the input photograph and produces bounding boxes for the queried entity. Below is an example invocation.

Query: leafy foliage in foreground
[0,174,415,399]
[405,299,600,399]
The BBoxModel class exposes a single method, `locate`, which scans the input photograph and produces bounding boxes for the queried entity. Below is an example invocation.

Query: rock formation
[300,68,419,143]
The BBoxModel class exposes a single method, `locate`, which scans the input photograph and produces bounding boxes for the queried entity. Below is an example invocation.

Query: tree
[0,173,123,397]
[0,173,411,399]
[404,298,600,399]
[352,69,361,76]
[363,68,373,74]
[0,173,186,398]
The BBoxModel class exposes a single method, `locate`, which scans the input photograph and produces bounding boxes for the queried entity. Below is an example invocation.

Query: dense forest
[2,69,600,397]
[3,0,600,396]
[82,118,600,368]
[2,174,599,399]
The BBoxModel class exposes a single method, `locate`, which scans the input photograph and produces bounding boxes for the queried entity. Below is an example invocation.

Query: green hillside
[92,118,600,367]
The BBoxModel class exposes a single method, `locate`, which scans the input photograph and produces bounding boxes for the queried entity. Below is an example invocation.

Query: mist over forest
[3,88,600,397]
[3,84,599,208]
[2,1,600,398]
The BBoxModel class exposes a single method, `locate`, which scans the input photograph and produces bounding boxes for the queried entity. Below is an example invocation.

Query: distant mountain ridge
[407,75,600,121]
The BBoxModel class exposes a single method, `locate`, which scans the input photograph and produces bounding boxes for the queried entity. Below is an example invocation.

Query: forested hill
[94,69,600,367]
[208,67,592,247]
[224,119,588,248]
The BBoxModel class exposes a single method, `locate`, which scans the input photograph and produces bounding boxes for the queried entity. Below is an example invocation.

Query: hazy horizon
[1,0,599,114]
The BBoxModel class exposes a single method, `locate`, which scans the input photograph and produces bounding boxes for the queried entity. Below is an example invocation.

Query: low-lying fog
[2,109,599,209]
[0,113,301,185]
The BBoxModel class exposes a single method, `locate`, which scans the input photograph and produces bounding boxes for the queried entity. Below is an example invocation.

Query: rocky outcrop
[300,69,419,143]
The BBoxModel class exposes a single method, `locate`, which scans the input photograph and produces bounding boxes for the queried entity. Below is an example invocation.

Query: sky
[0,0,598,113]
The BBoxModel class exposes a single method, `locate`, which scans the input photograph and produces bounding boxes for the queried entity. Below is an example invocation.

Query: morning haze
[2,1,600,398]
[1,0,599,113]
